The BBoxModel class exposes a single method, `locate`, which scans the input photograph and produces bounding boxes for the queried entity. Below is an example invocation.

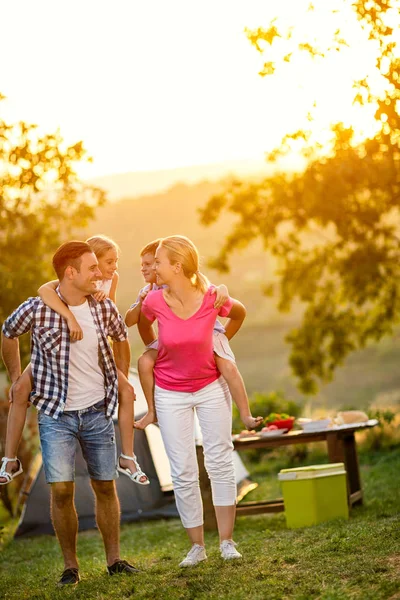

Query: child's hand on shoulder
[67,315,83,342]
[212,284,229,309]
[93,290,107,302]
[140,284,154,303]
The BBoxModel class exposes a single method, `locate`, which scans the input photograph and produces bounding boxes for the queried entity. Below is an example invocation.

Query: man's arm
[1,298,34,382]
[1,335,22,383]
[113,339,131,377]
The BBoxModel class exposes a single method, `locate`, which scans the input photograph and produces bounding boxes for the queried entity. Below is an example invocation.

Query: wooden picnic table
[197,419,379,530]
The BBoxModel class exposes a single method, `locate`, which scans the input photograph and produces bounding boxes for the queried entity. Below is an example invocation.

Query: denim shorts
[38,400,118,483]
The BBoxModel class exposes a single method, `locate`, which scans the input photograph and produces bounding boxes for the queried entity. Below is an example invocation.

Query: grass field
[0,445,399,600]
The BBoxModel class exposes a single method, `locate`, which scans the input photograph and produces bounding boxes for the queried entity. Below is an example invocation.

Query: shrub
[232,390,302,433]
[360,408,400,452]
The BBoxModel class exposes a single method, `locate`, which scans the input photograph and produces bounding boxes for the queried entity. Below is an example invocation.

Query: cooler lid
[278,463,346,481]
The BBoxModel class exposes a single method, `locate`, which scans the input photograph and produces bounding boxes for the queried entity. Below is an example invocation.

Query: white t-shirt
[64,300,105,411]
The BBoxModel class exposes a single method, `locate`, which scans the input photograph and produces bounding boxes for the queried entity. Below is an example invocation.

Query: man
[1,241,139,587]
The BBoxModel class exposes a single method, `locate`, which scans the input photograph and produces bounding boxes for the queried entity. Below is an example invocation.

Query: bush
[360,408,400,452]
[232,390,302,433]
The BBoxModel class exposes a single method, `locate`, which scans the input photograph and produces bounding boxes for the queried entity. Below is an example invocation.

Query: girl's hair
[85,234,120,258]
[159,235,209,294]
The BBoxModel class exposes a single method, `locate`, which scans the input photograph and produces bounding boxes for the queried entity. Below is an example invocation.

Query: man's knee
[51,482,74,508]
[91,479,117,499]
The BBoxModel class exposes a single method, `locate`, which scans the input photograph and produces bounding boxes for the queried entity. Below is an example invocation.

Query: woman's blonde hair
[159,235,209,293]
[85,234,120,259]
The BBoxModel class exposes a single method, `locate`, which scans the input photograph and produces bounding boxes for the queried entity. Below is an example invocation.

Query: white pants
[155,377,236,528]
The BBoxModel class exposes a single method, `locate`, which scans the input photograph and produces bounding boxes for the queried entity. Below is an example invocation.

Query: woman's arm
[38,280,83,341]
[223,300,246,341]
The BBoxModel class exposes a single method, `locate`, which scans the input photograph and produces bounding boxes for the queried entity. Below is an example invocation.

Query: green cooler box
[278,463,349,528]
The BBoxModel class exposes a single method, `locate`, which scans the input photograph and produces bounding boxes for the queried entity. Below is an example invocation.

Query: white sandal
[0,457,23,485]
[117,453,150,486]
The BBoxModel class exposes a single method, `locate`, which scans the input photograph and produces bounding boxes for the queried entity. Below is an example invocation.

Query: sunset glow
[0,0,382,179]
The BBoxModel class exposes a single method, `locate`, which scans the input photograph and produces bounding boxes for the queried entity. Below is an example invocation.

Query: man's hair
[140,238,162,257]
[52,241,93,280]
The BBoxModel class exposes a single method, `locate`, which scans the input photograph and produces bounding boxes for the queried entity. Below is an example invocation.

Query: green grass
[1,447,399,600]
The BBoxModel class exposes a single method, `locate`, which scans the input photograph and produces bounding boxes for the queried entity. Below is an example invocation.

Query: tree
[0,93,105,364]
[200,0,400,394]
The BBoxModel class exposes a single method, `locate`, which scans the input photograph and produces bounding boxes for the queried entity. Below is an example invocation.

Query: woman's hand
[212,284,229,309]
[241,414,263,430]
[134,411,157,430]
[93,290,107,302]
[67,316,83,341]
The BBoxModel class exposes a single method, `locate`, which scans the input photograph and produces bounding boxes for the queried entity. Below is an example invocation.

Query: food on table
[261,425,278,432]
[336,411,369,425]
[263,413,295,431]
[264,412,291,424]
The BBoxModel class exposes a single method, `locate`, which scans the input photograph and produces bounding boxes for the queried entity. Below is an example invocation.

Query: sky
[0,0,377,180]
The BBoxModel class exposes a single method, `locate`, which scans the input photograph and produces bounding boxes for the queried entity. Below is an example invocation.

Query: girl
[0,235,148,486]
[138,235,261,566]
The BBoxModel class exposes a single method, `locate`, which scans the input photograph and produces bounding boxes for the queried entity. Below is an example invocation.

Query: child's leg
[214,357,248,412]
[135,349,158,430]
[0,365,32,483]
[117,370,147,483]
[215,356,262,430]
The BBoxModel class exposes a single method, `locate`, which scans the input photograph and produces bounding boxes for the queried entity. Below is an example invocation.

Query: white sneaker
[220,539,242,560]
[179,544,207,567]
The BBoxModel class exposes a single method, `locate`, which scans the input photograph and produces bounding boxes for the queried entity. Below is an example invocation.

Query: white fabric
[96,278,112,295]
[65,301,105,411]
[213,332,235,363]
[154,376,236,528]
[127,369,249,492]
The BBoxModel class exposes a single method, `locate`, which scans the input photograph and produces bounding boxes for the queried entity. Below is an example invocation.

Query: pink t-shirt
[141,287,233,392]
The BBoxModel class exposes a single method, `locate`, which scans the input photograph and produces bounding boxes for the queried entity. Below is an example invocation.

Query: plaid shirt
[2,290,128,419]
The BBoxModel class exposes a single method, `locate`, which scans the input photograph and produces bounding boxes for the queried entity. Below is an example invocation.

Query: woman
[140,235,261,567]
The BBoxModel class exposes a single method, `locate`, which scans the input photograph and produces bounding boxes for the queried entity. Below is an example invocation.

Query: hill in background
[84,179,400,413]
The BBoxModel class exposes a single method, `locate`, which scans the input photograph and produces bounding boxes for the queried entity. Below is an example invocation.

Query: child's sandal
[117,453,150,486]
[0,457,23,485]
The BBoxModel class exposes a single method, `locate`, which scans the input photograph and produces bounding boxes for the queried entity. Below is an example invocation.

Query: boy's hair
[140,239,162,258]
[86,234,120,258]
[52,241,92,280]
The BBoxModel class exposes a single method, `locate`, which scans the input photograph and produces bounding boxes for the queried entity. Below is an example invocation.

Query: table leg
[196,445,217,531]
[342,433,363,506]
[327,432,363,506]
[327,432,349,503]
